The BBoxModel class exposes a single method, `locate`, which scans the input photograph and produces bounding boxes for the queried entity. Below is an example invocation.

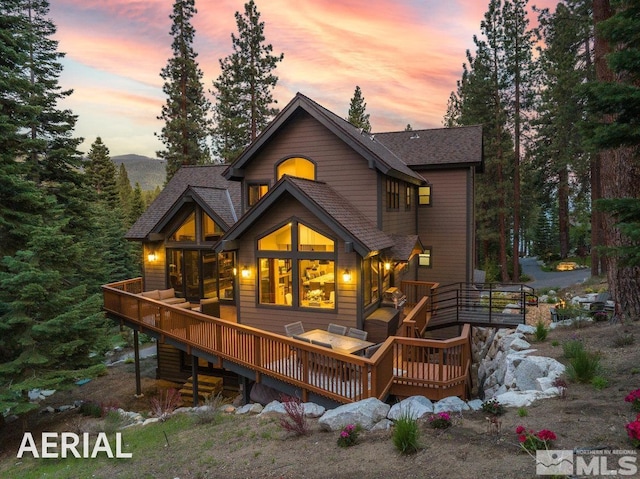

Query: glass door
[184,250,200,302]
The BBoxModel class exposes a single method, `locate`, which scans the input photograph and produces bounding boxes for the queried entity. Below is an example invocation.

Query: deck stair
[179,374,223,406]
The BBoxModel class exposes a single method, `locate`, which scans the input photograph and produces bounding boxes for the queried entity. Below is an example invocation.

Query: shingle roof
[388,234,423,263]
[190,187,238,227]
[225,93,425,185]
[219,175,395,256]
[288,177,395,253]
[126,165,240,240]
[375,125,483,168]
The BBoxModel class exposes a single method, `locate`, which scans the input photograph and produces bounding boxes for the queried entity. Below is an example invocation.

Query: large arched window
[276,157,315,181]
[257,220,335,309]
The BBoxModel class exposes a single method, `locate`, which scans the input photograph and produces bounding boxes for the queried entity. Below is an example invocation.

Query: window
[386,179,399,209]
[363,256,380,306]
[169,212,196,242]
[418,185,432,206]
[405,185,412,210]
[248,183,269,207]
[257,220,335,309]
[202,212,223,241]
[276,157,315,181]
[419,247,432,268]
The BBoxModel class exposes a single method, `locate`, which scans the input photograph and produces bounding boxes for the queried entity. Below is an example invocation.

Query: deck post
[133,329,142,397]
[192,355,199,407]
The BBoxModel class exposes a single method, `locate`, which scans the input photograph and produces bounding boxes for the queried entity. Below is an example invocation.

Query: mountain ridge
[111,154,166,191]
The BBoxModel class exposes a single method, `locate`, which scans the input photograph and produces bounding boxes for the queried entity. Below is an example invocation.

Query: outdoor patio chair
[347,327,368,341]
[327,323,347,335]
[311,339,333,349]
[284,321,304,337]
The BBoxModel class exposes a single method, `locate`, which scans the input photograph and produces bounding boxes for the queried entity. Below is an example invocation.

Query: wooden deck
[102,278,472,405]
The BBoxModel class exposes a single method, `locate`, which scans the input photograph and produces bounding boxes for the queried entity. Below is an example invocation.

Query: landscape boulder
[318,398,390,431]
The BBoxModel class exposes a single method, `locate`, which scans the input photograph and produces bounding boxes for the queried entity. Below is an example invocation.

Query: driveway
[520,256,590,291]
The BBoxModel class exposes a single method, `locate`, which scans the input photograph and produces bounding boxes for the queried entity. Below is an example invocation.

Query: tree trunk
[558,165,570,258]
[593,0,640,319]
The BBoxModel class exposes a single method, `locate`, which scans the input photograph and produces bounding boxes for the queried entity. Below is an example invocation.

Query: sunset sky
[49,0,560,159]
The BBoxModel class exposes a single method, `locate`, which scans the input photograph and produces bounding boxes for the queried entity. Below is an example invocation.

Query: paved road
[520,256,590,291]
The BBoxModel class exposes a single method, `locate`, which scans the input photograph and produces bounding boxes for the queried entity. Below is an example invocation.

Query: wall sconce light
[147,251,157,262]
[233,267,237,276]
[342,268,352,283]
[241,266,250,279]
[384,261,391,271]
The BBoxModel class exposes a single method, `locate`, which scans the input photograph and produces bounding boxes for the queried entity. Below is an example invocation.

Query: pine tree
[583,0,640,319]
[129,182,146,225]
[117,162,134,226]
[346,86,372,132]
[157,0,211,181]
[85,137,119,207]
[212,0,283,163]
[502,0,536,280]
[534,2,593,260]
[0,0,110,415]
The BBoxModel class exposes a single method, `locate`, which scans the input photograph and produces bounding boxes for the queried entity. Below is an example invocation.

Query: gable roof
[217,175,395,257]
[224,92,425,185]
[126,165,240,240]
[375,125,483,170]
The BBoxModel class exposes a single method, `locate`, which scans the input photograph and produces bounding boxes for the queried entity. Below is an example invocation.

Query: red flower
[537,429,557,441]
[515,425,525,434]
[518,434,527,443]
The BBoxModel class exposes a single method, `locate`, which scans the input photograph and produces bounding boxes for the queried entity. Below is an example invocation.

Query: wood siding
[416,169,472,285]
[241,111,379,223]
[235,195,359,335]
[381,179,417,235]
[143,241,166,291]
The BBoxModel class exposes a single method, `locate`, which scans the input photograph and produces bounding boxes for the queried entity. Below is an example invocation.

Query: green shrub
[613,333,635,348]
[393,412,420,455]
[567,349,601,383]
[533,321,548,342]
[562,339,584,359]
[591,376,608,390]
[193,393,227,425]
[517,407,528,417]
[79,401,102,418]
[551,340,559,347]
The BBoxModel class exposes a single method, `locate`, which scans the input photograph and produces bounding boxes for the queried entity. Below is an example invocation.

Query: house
[127,93,482,382]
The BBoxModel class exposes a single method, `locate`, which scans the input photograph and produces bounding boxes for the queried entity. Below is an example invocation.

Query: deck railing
[103,278,471,404]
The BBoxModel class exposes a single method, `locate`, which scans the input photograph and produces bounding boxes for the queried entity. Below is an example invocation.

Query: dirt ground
[2,293,640,478]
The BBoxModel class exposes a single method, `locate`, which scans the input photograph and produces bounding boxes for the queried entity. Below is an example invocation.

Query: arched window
[276,157,315,181]
[257,220,335,309]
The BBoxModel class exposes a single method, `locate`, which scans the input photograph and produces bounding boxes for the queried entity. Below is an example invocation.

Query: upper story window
[248,182,269,207]
[169,212,196,242]
[277,157,315,181]
[418,185,432,206]
[202,212,224,241]
[405,185,412,210]
[386,179,400,210]
[258,223,292,251]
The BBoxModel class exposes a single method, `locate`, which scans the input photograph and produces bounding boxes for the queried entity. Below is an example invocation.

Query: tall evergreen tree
[157,0,211,181]
[212,0,283,163]
[0,0,110,415]
[502,0,536,280]
[583,0,640,319]
[346,86,372,132]
[85,137,119,207]
[534,1,593,260]
[117,162,133,224]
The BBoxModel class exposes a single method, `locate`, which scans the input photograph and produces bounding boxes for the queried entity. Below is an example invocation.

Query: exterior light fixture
[241,266,250,279]
[233,267,237,276]
[342,269,352,283]
[147,251,157,262]
[384,261,391,271]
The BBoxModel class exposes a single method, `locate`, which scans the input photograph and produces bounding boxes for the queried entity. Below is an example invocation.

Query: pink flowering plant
[428,412,452,429]
[337,423,361,447]
[516,425,557,452]
[625,413,640,448]
[625,388,640,411]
